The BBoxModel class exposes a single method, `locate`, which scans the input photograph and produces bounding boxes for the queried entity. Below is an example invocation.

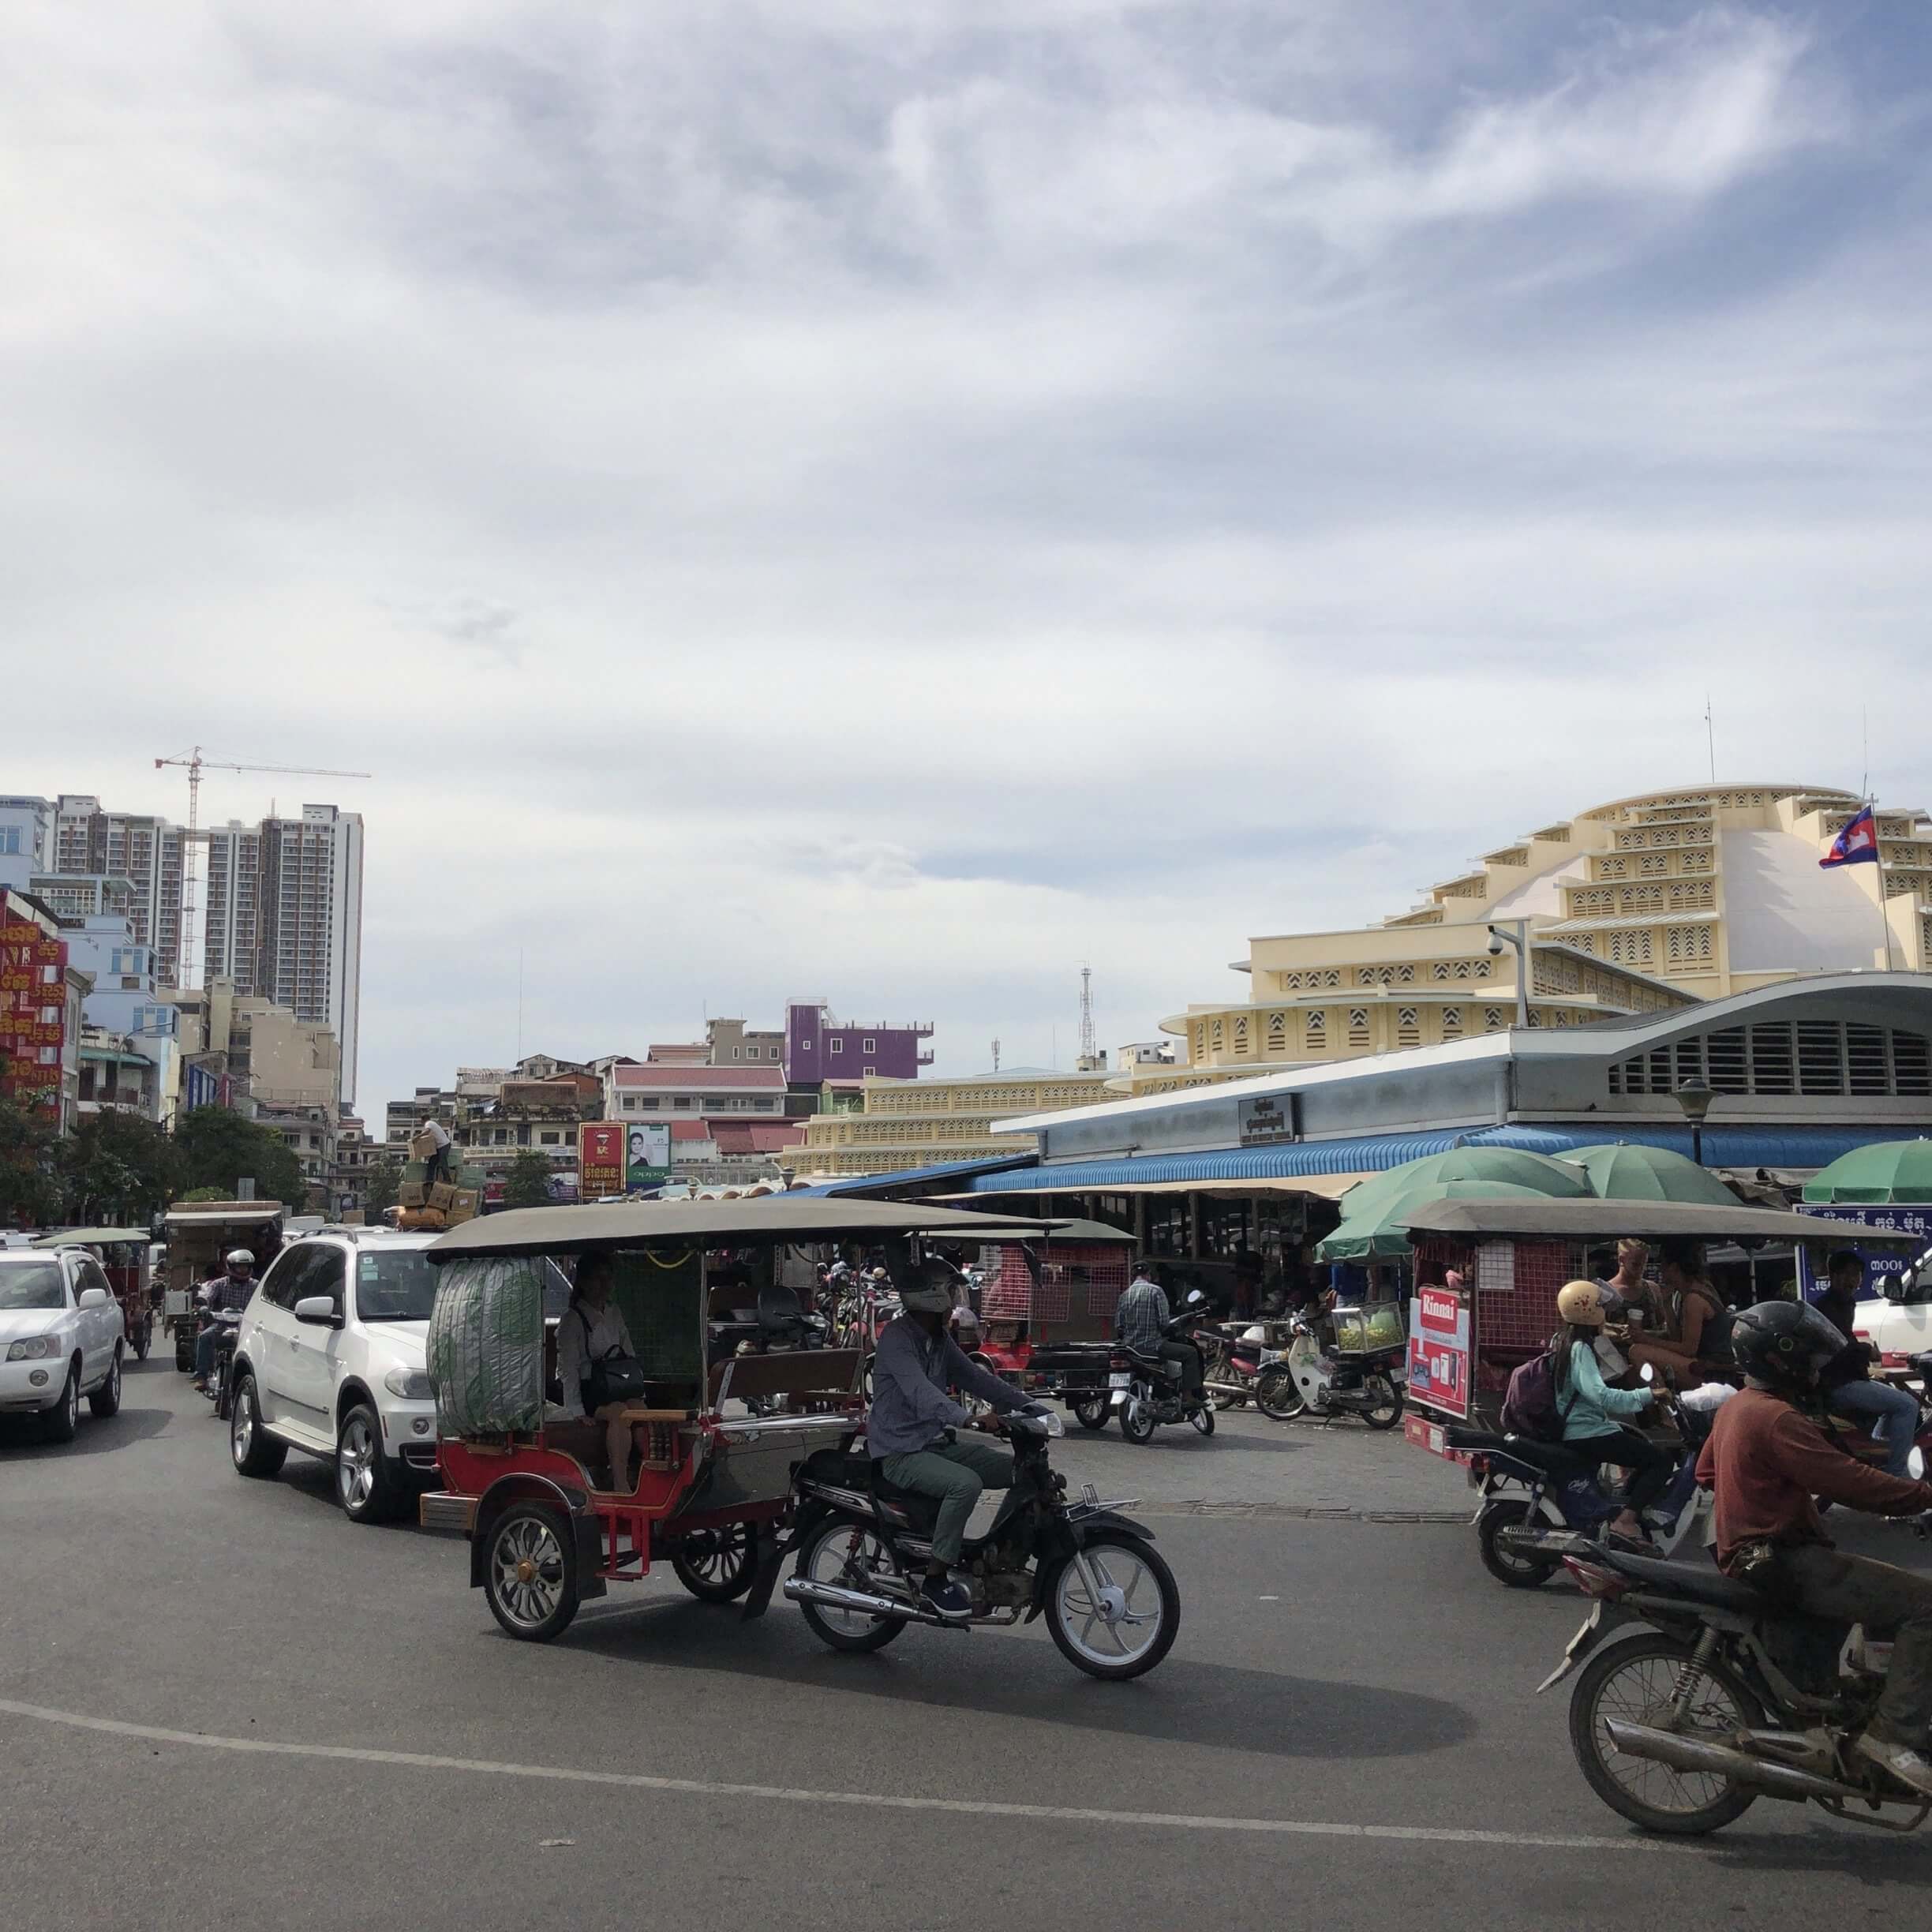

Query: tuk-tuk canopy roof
[164,1202,286,1228]
[32,1227,155,1247]
[1398,1197,1919,1247]
[425,1196,1066,1260]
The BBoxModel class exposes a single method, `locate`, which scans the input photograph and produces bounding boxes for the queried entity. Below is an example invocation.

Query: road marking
[0,1696,1667,1852]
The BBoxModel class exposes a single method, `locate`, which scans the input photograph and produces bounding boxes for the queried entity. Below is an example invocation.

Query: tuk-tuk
[160,1200,288,1368]
[417,1196,1063,1643]
[30,1228,158,1359]
[1395,1195,1923,1462]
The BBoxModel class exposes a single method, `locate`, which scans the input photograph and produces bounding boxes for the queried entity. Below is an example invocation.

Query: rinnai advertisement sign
[1406,1284,1472,1420]
[0,919,66,1120]
[625,1122,672,1191]
[580,1122,624,1200]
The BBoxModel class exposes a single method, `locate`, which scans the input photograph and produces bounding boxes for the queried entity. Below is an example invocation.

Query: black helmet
[1730,1299,1844,1390]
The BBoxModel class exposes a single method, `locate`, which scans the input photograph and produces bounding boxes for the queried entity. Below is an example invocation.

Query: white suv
[0,1249,126,1442]
[227,1228,442,1522]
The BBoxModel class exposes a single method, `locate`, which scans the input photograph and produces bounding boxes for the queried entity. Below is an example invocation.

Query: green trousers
[878,1436,1013,1564]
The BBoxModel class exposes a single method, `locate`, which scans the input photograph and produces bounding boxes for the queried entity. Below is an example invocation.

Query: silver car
[0,1249,127,1443]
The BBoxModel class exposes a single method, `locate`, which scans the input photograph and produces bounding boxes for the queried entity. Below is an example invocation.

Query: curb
[1134,1501,1468,1526]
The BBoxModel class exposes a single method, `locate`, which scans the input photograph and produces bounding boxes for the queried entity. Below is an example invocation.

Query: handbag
[577,1308,648,1410]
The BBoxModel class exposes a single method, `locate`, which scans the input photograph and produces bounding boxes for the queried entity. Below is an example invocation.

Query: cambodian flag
[1821,803,1879,868]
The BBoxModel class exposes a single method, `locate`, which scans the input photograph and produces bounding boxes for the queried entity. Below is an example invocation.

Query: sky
[5,2,1931,1124]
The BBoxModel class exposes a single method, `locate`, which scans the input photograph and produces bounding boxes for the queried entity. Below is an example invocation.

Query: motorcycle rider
[867,1258,1043,1622]
[192,1247,257,1391]
[1818,1250,1922,1481]
[1697,1299,1932,1799]
[1117,1259,1204,1397]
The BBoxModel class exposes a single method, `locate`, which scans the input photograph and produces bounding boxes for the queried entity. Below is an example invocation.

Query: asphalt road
[6,1356,1930,1932]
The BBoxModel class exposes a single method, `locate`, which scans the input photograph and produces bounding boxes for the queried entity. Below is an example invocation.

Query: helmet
[900,1260,959,1316]
[1731,1300,1845,1391]
[226,1249,255,1271]
[1241,1325,1267,1345]
[1555,1279,1607,1327]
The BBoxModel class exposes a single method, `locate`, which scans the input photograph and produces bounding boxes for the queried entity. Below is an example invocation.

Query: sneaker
[1852,1732,1932,1799]
[919,1574,973,1622]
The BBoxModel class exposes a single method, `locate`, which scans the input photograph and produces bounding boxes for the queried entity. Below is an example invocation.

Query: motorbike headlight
[384,1367,433,1401]
[6,1335,54,1361]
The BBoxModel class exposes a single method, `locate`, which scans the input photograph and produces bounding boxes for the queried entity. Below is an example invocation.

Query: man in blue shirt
[867,1260,1040,1620]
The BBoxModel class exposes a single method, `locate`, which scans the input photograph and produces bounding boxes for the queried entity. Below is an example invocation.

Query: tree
[503,1150,553,1211]
[0,1091,62,1228]
[362,1157,401,1218]
[172,1106,309,1211]
[58,1110,181,1226]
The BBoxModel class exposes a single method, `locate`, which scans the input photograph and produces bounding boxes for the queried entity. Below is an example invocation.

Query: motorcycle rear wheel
[1477,1498,1559,1588]
[795,1520,908,1653]
[1569,1634,1762,1836]
[1256,1367,1305,1421]
[1359,1372,1403,1431]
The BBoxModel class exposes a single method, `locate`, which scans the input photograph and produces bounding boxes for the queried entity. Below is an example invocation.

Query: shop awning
[943,1172,1372,1202]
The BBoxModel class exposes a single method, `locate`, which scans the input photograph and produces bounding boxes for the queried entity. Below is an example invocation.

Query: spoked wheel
[1569,1634,1762,1835]
[1477,1498,1559,1588]
[1210,1387,1238,1412]
[1360,1372,1404,1431]
[484,1503,582,1642]
[794,1519,907,1653]
[1256,1367,1305,1421]
[1046,1535,1180,1680]
[1071,1396,1112,1432]
[1120,1398,1157,1445]
[671,1522,759,1603]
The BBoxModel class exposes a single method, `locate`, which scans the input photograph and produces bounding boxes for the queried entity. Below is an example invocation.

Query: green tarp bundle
[427,1256,545,1436]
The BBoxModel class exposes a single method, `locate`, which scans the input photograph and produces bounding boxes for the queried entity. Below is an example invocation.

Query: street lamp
[1675,1078,1716,1166]
[1486,920,1532,1031]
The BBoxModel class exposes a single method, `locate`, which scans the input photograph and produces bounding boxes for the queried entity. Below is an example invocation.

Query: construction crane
[155,747,373,989]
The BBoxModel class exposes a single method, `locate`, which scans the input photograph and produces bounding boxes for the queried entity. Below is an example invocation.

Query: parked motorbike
[1257,1310,1404,1428]
[1198,1324,1287,1410]
[738,1282,833,1417]
[1540,1524,1932,1836]
[766,1410,1181,1680]
[1457,1378,1731,1587]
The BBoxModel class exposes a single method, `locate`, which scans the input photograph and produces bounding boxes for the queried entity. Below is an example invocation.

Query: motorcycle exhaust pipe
[781,1578,945,1626]
[1601,1720,1864,1802]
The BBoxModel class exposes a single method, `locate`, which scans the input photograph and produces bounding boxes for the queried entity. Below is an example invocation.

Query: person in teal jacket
[1552,1279,1674,1545]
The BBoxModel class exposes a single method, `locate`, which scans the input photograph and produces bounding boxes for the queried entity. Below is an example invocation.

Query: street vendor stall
[30,1228,157,1359]
[415,1197,1065,1643]
[1395,1196,1923,1464]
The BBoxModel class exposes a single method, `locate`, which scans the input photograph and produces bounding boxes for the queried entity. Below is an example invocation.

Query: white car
[1855,1258,1932,1370]
[227,1227,443,1522]
[0,1248,126,1442]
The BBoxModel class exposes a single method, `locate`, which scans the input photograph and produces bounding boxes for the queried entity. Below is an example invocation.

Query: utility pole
[990,1037,1001,1073]
[1487,919,1533,1030]
[1704,695,1716,786]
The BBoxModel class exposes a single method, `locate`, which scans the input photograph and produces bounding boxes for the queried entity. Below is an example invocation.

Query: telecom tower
[1076,965,1105,1071]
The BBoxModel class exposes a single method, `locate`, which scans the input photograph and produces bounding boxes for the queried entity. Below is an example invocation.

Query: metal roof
[425,1196,1064,1259]
[31,1226,155,1247]
[788,1155,1040,1199]
[1400,1196,1917,1246]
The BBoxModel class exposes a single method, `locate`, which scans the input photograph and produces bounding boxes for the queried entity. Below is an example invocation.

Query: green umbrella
[1316,1179,1558,1263]
[1561,1143,1738,1208]
[1336,1145,1593,1222]
[1801,1139,1932,1204]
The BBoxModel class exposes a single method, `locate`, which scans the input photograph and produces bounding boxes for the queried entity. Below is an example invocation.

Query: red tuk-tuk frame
[417,1197,1064,1641]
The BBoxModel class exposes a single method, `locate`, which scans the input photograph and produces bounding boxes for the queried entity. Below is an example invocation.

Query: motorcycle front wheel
[1256,1367,1305,1421]
[1360,1372,1403,1431]
[1189,1403,1215,1436]
[1569,1634,1762,1836]
[1119,1398,1157,1445]
[1046,1534,1179,1680]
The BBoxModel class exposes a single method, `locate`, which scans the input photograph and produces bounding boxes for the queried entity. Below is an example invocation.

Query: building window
[1346,1008,1370,1049]
[829,1039,843,1054]
[622,1095,638,1111]
[732,1046,741,1060]
[1396,1006,1420,1047]
[862,1037,877,1054]
[1441,1006,1464,1038]
[863,1065,876,1076]
[673,1096,693,1109]
[1483,1007,1506,1032]
[1305,1011,1327,1050]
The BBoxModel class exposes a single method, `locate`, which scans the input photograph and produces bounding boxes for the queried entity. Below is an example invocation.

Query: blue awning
[964,1123,1893,1194]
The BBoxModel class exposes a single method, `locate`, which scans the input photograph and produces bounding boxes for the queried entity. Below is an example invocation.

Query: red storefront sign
[580,1121,624,1200]
[0,923,66,1118]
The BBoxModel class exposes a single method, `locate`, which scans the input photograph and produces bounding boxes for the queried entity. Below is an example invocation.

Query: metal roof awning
[953,1173,1373,1202]
[785,1155,1039,1200]
[31,1227,156,1247]
[1398,1198,1921,1246]
[163,1203,288,1227]
[427,1196,1065,1260]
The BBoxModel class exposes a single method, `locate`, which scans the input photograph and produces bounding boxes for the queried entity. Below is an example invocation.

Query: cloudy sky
[6,2,1930,1120]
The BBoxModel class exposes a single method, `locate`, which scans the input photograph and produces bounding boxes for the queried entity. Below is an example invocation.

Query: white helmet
[226,1249,255,1270]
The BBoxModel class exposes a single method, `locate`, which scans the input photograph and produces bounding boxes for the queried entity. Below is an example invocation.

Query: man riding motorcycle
[192,1247,258,1391]
[1115,1260,1204,1397]
[866,1259,1043,1622]
[1696,1299,1932,1797]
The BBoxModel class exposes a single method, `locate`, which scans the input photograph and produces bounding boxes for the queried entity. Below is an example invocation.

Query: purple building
[784,1001,934,1084]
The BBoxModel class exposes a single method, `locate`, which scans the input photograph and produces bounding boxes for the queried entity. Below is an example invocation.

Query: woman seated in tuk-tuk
[553,1254,639,1488]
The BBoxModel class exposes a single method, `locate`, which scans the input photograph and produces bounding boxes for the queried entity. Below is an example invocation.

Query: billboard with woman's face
[625,1121,672,1190]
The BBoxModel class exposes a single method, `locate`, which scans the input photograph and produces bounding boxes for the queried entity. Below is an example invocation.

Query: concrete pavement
[5,1356,1929,1931]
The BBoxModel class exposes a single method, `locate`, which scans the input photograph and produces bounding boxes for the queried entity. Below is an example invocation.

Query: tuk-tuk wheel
[670,1522,759,1603]
[1070,1396,1111,1432]
[133,1321,152,1362]
[483,1502,581,1642]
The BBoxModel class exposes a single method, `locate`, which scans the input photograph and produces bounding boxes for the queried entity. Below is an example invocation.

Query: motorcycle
[1257,1309,1404,1428]
[768,1410,1181,1680]
[1456,1377,1731,1587]
[1198,1324,1288,1410]
[736,1282,833,1417]
[1540,1522,1932,1837]
[197,1305,243,1421]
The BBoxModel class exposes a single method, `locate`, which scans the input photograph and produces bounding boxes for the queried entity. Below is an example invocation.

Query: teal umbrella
[1336,1145,1593,1222]
[1316,1179,1558,1263]
[1562,1143,1738,1208]
[1802,1139,1932,1204]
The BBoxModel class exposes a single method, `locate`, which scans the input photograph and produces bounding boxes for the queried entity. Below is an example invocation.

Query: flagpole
[1874,796,1896,973]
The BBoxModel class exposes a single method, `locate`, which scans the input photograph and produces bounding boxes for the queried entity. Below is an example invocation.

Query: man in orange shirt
[1698,1300,1932,1797]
